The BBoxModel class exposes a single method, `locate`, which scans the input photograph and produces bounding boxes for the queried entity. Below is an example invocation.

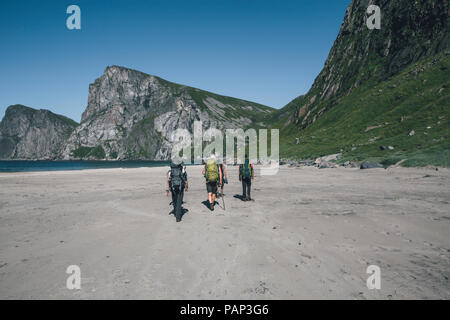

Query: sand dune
[0,165,449,299]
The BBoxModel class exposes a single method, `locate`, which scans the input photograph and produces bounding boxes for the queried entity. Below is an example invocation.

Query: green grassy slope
[108,66,275,125]
[275,51,450,167]
[185,86,274,124]
[155,74,275,124]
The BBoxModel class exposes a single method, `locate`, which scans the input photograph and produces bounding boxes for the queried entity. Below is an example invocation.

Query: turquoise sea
[0,160,170,172]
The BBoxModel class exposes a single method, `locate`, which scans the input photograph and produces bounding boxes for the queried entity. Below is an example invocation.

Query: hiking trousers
[171,186,183,219]
[242,177,251,199]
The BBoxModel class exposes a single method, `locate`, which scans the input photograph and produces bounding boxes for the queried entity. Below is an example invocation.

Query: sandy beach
[0,165,449,299]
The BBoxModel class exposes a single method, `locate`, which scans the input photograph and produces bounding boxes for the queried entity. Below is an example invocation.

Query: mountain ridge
[278,0,449,129]
[268,0,449,166]
[0,104,78,160]
[0,66,275,160]
[61,65,274,160]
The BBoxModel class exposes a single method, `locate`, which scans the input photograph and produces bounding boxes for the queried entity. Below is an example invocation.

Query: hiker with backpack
[239,155,254,201]
[166,162,188,222]
[202,155,222,211]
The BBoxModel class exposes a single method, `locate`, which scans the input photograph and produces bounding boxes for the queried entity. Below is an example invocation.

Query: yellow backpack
[206,159,218,182]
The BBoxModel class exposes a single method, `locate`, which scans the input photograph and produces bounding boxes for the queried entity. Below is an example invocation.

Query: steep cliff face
[267,0,449,166]
[0,105,78,159]
[287,0,449,128]
[62,66,274,160]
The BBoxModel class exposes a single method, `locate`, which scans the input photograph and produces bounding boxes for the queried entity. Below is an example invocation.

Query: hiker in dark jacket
[239,155,254,201]
[166,162,188,222]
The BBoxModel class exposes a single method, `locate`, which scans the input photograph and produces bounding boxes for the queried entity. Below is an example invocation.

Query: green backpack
[241,158,252,178]
[206,158,218,182]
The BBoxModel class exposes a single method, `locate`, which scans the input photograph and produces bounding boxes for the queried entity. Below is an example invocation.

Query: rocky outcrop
[289,0,450,128]
[61,66,274,160]
[1,67,273,161]
[360,161,383,169]
[0,105,78,159]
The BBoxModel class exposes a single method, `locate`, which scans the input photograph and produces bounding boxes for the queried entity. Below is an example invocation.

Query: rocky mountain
[269,0,449,167]
[283,0,449,128]
[0,68,274,161]
[61,66,274,160]
[0,105,78,160]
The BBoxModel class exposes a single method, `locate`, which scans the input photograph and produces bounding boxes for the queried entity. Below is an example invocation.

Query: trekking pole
[222,193,225,210]
[221,189,225,210]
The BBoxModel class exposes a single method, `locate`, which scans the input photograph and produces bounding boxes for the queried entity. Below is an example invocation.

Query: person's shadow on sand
[169,208,189,220]
[201,200,218,210]
[233,194,246,201]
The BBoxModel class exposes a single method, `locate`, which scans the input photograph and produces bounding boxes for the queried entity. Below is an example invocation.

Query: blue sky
[0,0,351,122]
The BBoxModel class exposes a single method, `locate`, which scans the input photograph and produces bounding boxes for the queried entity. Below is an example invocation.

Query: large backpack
[206,158,218,182]
[241,158,252,178]
[170,164,184,189]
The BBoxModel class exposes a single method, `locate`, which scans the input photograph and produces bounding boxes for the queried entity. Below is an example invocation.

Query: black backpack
[170,164,184,189]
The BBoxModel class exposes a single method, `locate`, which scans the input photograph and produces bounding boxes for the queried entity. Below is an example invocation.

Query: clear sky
[0,0,351,122]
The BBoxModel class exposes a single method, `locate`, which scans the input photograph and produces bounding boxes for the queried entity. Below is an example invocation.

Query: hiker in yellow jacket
[202,154,222,211]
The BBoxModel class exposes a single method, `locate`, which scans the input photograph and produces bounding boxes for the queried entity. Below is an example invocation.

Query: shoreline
[0,159,171,174]
[0,162,447,176]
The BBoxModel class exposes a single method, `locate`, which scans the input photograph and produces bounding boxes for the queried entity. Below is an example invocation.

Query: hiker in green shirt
[239,154,254,201]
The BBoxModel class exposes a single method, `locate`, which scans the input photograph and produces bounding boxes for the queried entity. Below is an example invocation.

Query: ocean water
[0,160,170,172]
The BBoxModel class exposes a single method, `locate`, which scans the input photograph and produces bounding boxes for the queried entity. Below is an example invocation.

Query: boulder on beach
[342,161,359,168]
[360,162,383,169]
[298,159,316,166]
[319,161,338,169]
[318,153,342,162]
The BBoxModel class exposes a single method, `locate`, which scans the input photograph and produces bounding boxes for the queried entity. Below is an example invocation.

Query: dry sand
[0,165,449,299]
